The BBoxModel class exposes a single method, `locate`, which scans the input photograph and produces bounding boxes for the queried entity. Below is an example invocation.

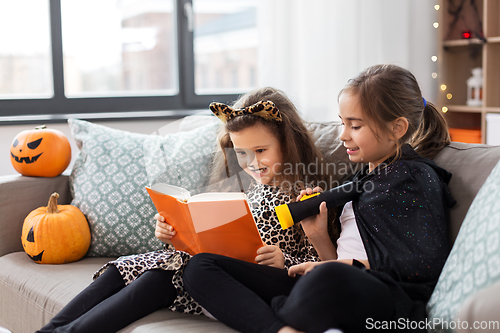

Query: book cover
[146,183,264,263]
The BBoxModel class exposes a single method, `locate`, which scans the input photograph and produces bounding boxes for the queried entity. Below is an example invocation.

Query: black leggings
[183,253,395,333]
[37,266,177,333]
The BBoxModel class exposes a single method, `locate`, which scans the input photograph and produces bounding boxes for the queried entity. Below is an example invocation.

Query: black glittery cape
[351,144,455,322]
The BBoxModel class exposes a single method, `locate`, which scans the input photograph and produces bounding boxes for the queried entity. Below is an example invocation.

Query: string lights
[433,3,447,113]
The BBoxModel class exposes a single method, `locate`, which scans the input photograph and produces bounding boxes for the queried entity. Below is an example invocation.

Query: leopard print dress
[93,182,319,315]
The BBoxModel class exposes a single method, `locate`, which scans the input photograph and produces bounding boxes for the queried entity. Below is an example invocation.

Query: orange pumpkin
[10,125,71,177]
[21,193,91,264]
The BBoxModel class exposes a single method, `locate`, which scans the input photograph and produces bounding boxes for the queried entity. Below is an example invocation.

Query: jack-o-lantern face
[10,125,71,177]
[21,192,91,264]
[24,226,45,262]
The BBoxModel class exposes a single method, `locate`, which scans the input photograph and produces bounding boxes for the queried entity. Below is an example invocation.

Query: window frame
[0,0,240,124]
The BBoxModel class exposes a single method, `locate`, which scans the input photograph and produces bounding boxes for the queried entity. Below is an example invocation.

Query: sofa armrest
[0,174,72,257]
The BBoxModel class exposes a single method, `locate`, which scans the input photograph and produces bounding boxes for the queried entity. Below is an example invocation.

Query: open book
[146,183,264,263]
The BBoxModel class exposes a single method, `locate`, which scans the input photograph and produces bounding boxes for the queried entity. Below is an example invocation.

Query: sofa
[1,116,500,333]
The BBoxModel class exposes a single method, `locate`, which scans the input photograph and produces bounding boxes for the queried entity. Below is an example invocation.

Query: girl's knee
[294,262,374,303]
[306,261,358,285]
[185,253,215,273]
[184,253,218,287]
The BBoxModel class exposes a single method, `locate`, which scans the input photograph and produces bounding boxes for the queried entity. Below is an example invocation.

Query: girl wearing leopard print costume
[37,87,328,333]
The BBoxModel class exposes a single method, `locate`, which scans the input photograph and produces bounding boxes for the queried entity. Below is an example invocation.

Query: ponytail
[410,102,450,159]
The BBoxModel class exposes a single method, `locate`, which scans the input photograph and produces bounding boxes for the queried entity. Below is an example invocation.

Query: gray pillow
[433,142,500,244]
[68,118,217,257]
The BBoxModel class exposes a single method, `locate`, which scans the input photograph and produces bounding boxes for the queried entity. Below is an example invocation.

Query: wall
[1,118,181,177]
[258,0,438,122]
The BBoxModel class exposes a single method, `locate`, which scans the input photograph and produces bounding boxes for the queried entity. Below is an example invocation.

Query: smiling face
[338,92,397,172]
[229,123,283,185]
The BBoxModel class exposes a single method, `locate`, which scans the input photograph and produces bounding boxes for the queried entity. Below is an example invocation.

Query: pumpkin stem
[35,125,47,130]
[47,192,60,214]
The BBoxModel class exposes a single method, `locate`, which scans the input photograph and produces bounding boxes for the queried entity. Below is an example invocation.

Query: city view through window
[0,0,258,100]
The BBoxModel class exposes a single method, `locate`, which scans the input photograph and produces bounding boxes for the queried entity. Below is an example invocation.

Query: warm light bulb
[434,5,440,10]
[447,93,453,99]
[440,84,447,91]
[431,56,438,62]
[432,72,438,79]
[442,106,448,113]
[433,22,439,28]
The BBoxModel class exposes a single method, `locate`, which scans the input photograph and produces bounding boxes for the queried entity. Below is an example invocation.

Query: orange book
[146,183,264,263]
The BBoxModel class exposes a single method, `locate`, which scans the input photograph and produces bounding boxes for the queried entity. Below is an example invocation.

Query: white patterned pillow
[68,118,218,257]
[427,159,500,332]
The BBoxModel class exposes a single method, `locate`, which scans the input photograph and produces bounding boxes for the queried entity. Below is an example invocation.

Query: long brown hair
[207,87,324,196]
[339,64,450,160]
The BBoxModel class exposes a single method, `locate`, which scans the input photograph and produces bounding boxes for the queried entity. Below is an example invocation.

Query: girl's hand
[297,187,329,240]
[299,201,329,240]
[296,186,323,201]
[288,261,324,277]
[255,245,285,269]
[288,259,370,277]
[154,213,176,245]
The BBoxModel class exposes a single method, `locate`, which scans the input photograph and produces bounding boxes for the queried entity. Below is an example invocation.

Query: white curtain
[257,0,438,122]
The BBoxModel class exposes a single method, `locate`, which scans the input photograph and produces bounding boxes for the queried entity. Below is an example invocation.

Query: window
[0,0,259,123]
[193,0,258,94]
[61,0,178,97]
[0,1,53,99]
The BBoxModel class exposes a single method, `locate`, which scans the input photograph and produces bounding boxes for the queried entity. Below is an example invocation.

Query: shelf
[443,36,500,47]
[443,38,485,47]
[487,36,500,43]
[485,107,500,113]
[437,0,500,144]
[444,105,483,113]
[442,106,500,114]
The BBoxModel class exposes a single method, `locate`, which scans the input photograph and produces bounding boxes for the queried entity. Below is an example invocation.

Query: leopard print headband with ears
[209,100,283,123]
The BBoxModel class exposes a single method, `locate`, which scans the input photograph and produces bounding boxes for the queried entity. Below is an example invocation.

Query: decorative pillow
[427,159,500,332]
[68,118,218,257]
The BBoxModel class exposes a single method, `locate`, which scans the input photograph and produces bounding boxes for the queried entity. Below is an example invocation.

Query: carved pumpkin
[10,125,71,177]
[22,192,91,264]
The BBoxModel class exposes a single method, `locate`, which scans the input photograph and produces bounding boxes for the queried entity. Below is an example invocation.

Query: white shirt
[336,201,368,261]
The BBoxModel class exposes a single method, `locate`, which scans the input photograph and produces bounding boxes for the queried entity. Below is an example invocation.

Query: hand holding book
[255,245,285,268]
[154,213,175,245]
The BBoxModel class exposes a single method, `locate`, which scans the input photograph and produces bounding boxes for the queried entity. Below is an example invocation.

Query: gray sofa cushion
[0,253,110,332]
[0,252,236,333]
[434,142,500,243]
[307,122,358,188]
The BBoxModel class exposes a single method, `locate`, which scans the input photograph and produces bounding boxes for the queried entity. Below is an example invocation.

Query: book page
[149,183,191,201]
[188,192,247,203]
[188,197,251,233]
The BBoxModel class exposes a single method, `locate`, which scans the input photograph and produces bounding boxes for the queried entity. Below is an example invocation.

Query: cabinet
[437,0,500,144]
